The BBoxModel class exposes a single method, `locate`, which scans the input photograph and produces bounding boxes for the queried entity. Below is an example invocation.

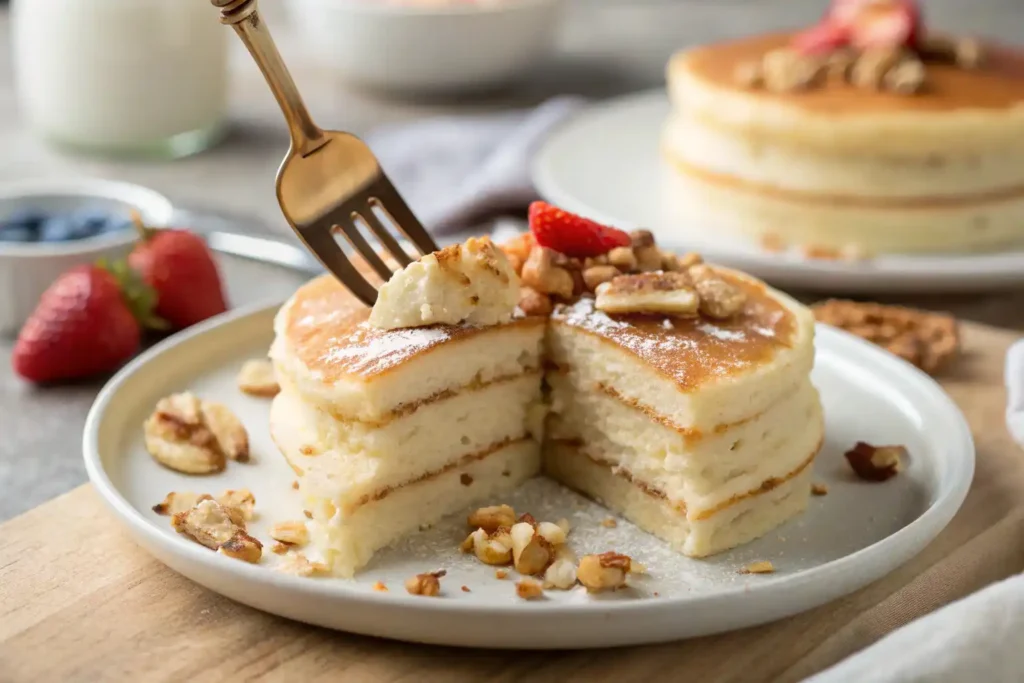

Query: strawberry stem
[130,210,157,242]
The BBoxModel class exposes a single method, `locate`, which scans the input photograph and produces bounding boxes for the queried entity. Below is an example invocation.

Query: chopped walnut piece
[811,482,829,496]
[465,528,514,565]
[217,488,255,521]
[467,504,516,533]
[734,60,764,87]
[811,300,959,375]
[844,442,905,482]
[601,517,618,529]
[278,553,329,577]
[152,492,212,516]
[144,393,250,474]
[762,48,823,92]
[577,552,631,592]
[826,48,856,80]
[582,265,621,292]
[850,47,904,89]
[521,246,574,300]
[629,229,655,249]
[535,521,568,546]
[689,265,747,319]
[237,359,280,397]
[270,520,309,547]
[515,578,545,600]
[740,560,775,575]
[606,246,637,272]
[584,254,610,268]
[630,561,647,575]
[292,480,299,490]
[543,546,578,590]
[373,581,388,592]
[405,570,446,596]
[271,542,291,555]
[461,585,471,593]
[172,499,262,563]
[495,569,508,580]
[500,233,534,275]
[595,271,699,317]
[954,37,984,69]
[884,56,926,94]
[510,522,553,575]
[517,286,553,317]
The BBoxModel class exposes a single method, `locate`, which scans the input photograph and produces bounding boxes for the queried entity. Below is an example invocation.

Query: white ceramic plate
[532,90,1024,294]
[84,303,974,649]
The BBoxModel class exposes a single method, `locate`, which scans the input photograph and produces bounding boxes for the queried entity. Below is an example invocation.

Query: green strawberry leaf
[97,258,169,331]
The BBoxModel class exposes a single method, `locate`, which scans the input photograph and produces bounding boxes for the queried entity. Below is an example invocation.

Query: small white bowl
[0,178,174,336]
[287,0,565,94]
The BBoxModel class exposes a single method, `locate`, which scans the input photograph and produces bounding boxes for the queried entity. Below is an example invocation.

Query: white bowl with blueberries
[0,178,174,335]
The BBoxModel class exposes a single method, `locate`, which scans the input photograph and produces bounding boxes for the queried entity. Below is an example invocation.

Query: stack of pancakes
[663,33,1024,254]
[270,266,822,576]
[270,276,546,577]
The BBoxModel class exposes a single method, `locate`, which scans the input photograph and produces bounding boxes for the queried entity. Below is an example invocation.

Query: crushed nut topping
[811,482,829,496]
[270,520,309,547]
[844,442,905,482]
[577,552,632,592]
[521,245,575,300]
[152,491,212,516]
[494,569,508,580]
[277,553,329,577]
[543,547,579,590]
[601,517,618,529]
[144,393,249,474]
[271,543,291,555]
[172,499,262,563]
[217,488,256,521]
[582,265,621,291]
[463,528,514,565]
[517,286,553,317]
[467,504,516,533]
[812,300,958,375]
[373,581,388,592]
[689,265,747,319]
[511,522,553,576]
[237,359,280,397]
[405,569,446,597]
[740,560,775,575]
[515,578,545,600]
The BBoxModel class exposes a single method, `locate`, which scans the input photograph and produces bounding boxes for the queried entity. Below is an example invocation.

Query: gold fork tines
[210,0,438,305]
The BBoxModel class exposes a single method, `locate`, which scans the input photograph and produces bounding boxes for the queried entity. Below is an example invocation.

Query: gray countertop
[3,0,1024,522]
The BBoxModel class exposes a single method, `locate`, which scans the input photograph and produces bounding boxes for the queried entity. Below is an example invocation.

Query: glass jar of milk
[12,0,229,159]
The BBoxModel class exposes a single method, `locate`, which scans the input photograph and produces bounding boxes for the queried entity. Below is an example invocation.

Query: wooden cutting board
[2,322,1022,683]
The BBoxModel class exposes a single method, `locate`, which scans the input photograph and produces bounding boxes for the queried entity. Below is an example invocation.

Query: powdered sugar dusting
[552,294,793,388]
[320,322,454,375]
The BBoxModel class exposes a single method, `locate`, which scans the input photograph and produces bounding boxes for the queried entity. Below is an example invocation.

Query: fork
[210,0,439,305]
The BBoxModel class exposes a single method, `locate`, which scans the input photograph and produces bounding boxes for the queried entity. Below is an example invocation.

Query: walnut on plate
[237,359,280,397]
[405,569,446,596]
[577,551,632,592]
[171,499,262,563]
[844,442,905,482]
[144,392,249,474]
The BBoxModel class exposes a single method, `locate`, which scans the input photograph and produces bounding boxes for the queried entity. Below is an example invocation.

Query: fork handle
[211,0,327,157]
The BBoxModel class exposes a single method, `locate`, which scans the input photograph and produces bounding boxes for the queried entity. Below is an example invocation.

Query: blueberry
[100,215,132,234]
[0,224,37,242]
[39,216,76,242]
[2,208,48,232]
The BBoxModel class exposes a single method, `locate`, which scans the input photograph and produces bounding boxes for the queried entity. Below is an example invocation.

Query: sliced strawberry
[833,0,921,50]
[792,20,850,54]
[528,202,631,258]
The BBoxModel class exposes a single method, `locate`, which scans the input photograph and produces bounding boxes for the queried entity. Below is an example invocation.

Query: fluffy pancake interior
[307,440,540,577]
[549,376,823,516]
[270,371,544,513]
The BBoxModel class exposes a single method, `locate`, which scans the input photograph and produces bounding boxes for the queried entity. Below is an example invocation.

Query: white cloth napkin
[808,573,1024,683]
[364,97,585,235]
[809,342,1024,682]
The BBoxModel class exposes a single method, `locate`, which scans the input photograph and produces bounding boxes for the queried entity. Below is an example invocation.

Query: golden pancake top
[281,274,542,385]
[679,32,1024,115]
[551,274,797,391]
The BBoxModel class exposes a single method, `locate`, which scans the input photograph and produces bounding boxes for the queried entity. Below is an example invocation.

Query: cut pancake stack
[268,247,823,576]
[545,274,822,556]
[270,276,546,577]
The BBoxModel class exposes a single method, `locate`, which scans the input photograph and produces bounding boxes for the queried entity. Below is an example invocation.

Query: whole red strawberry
[13,265,147,382]
[129,224,228,330]
[528,201,631,258]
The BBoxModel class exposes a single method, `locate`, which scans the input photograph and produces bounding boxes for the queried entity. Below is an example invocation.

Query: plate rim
[531,88,1024,293]
[82,301,975,642]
